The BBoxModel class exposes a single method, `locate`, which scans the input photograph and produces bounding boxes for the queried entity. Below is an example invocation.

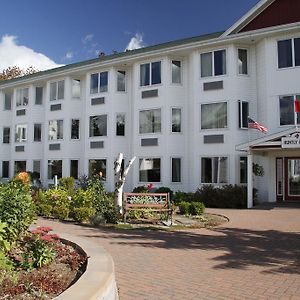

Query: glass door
[284,158,300,201]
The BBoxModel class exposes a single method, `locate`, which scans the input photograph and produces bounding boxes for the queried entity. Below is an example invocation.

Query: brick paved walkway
[37,204,300,300]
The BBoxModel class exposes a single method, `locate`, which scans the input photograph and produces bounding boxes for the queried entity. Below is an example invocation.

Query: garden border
[54,232,119,300]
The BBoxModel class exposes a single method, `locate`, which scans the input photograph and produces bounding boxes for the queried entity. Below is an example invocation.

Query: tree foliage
[0,66,38,81]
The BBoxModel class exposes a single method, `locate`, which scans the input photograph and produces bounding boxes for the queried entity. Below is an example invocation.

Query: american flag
[248,117,268,133]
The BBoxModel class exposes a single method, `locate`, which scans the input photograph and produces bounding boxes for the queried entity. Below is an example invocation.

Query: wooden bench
[123,193,172,224]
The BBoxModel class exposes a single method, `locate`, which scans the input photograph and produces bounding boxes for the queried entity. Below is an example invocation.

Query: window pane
[35,87,43,105]
[90,73,99,94]
[172,108,181,133]
[16,88,29,106]
[116,114,125,136]
[117,71,126,91]
[214,50,226,76]
[172,158,181,182]
[294,38,300,67]
[48,160,62,179]
[172,60,181,84]
[238,101,249,128]
[89,115,107,137]
[3,127,10,144]
[14,161,26,174]
[88,159,106,180]
[151,61,161,85]
[201,103,227,129]
[15,125,27,142]
[33,160,41,180]
[279,96,294,125]
[34,123,42,142]
[278,39,293,68]
[240,157,247,184]
[2,161,9,178]
[49,120,63,140]
[50,82,57,101]
[140,63,150,86]
[201,52,212,77]
[238,49,248,75]
[70,160,78,179]
[100,72,108,92]
[139,109,161,134]
[4,93,12,110]
[139,158,161,182]
[71,119,80,139]
[72,79,81,98]
[201,157,228,183]
[57,80,64,100]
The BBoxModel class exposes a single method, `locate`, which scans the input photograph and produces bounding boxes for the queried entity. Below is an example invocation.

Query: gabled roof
[236,128,299,151]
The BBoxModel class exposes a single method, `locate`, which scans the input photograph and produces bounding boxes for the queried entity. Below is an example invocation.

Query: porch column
[247,150,253,209]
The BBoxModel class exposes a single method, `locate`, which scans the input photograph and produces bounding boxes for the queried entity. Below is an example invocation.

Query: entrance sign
[282,132,300,148]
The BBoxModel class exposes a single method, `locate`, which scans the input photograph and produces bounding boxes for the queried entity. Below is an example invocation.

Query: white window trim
[278,93,300,127]
[49,80,65,101]
[170,156,183,184]
[138,107,162,136]
[35,86,44,105]
[16,87,29,107]
[71,79,81,99]
[116,70,127,93]
[69,158,80,179]
[236,47,249,76]
[200,101,229,131]
[15,124,27,143]
[138,156,162,184]
[238,156,247,185]
[200,48,227,79]
[276,36,300,70]
[33,123,42,142]
[90,71,109,94]
[115,112,126,137]
[170,106,183,134]
[48,119,64,141]
[32,159,42,179]
[47,159,63,181]
[170,58,183,86]
[88,114,109,139]
[88,158,108,181]
[238,100,249,130]
[70,118,81,141]
[139,60,163,88]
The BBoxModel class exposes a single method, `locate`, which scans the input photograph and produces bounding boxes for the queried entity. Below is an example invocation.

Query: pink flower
[147,183,153,190]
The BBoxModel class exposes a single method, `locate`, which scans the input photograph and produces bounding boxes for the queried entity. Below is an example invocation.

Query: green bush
[155,187,173,201]
[59,177,75,194]
[52,206,69,220]
[132,186,148,193]
[178,201,191,215]
[38,204,52,218]
[73,207,95,223]
[190,202,205,215]
[0,180,36,242]
[173,191,194,205]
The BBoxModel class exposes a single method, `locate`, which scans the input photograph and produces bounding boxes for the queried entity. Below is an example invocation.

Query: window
[3,127,10,144]
[171,108,181,133]
[90,72,108,94]
[201,50,226,77]
[48,160,62,179]
[117,71,126,92]
[116,114,125,136]
[4,93,12,110]
[172,60,181,84]
[139,109,161,134]
[70,160,78,179]
[172,158,181,182]
[14,161,26,175]
[16,88,29,106]
[33,160,41,180]
[35,87,43,105]
[201,157,228,183]
[50,80,64,101]
[48,120,63,140]
[72,79,81,98]
[139,158,161,182]
[240,157,247,184]
[201,102,227,129]
[89,115,107,137]
[34,123,42,142]
[88,159,106,180]
[140,61,161,86]
[278,38,300,68]
[238,49,248,75]
[15,124,27,143]
[2,161,9,178]
[279,95,300,125]
[238,101,249,129]
[71,119,80,139]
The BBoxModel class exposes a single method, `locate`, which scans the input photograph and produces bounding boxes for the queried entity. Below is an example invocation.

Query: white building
[0,0,300,206]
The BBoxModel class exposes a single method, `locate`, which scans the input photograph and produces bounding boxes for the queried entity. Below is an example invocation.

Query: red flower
[147,183,153,190]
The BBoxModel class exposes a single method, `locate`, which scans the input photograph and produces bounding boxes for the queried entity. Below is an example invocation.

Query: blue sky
[0,0,258,70]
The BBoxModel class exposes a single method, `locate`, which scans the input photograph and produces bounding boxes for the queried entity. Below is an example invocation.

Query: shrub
[190,202,205,215]
[173,191,194,205]
[73,207,95,223]
[178,201,191,215]
[155,187,173,201]
[132,186,148,193]
[52,206,70,221]
[59,177,75,194]
[38,204,52,218]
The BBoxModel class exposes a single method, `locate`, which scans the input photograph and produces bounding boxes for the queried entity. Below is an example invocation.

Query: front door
[284,157,300,201]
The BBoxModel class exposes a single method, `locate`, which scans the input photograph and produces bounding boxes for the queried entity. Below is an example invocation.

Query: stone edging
[54,232,119,300]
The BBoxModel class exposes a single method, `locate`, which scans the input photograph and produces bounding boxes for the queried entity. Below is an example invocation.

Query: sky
[0,0,259,72]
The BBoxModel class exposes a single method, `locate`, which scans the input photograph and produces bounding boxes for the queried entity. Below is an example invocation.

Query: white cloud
[0,35,61,72]
[82,34,94,44]
[64,51,73,60]
[125,33,145,51]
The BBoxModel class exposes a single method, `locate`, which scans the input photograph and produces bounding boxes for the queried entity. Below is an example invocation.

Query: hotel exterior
[0,0,300,207]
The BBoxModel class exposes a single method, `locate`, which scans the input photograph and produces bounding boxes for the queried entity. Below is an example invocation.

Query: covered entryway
[237,128,300,207]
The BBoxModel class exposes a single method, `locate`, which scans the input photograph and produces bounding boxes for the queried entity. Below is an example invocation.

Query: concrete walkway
[37,204,300,300]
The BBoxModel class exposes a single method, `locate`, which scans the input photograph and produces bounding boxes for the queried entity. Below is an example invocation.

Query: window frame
[89,114,108,137]
[14,160,27,175]
[49,80,65,101]
[2,161,9,178]
[116,70,126,92]
[70,159,79,179]
[90,71,109,94]
[279,94,300,126]
[277,37,300,69]
[237,48,249,75]
[116,113,126,137]
[139,61,162,87]
[238,100,249,129]
[48,119,64,141]
[71,79,81,99]
[139,108,162,135]
[15,124,27,143]
[32,160,41,180]
[171,107,182,134]
[71,118,80,140]
[200,48,227,78]
[48,159,63,180]
[138,157,161,183]
[16,87,29,107]
[33,123,42,142]
[171,59,182,85]
[35,86,43,105]
[239,156,248,184]
[2,127,10,144]
[200,101,228,130]
[88,159,107,180]
[200,156,229,184]
[171,157,182,183]
[4,92,12,110]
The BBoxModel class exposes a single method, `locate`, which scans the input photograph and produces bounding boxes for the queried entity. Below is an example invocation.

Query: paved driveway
[37,204,300,300]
